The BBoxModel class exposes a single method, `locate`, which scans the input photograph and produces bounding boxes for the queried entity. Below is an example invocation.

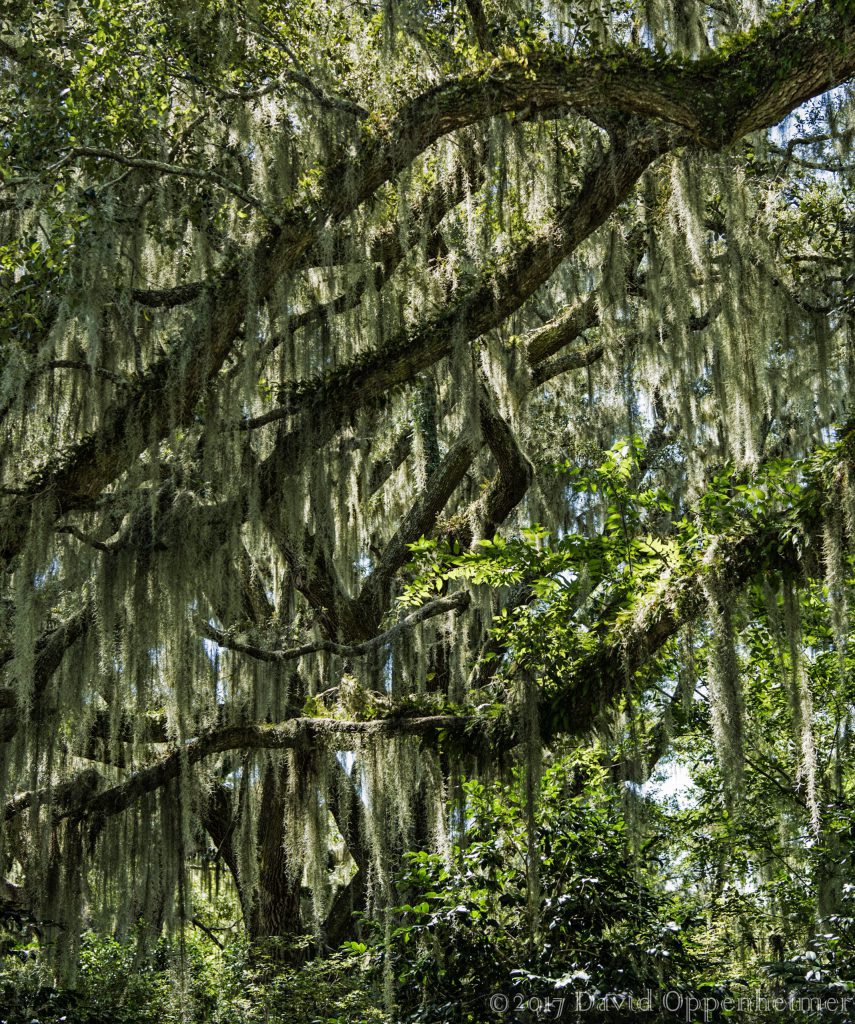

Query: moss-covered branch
[3,0,851,572]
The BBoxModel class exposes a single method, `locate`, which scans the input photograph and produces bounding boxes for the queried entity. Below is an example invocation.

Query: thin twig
[199,591,470,663]
[36,147,278,221]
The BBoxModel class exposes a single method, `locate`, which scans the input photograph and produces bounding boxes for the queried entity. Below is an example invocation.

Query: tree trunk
[203,766,303,955]
[250,762,303,950]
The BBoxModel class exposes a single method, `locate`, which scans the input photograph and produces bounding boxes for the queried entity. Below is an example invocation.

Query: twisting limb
[259,127,666,494]
[3,7,852,572]
[199,588,470,663]
[474,379,534,540]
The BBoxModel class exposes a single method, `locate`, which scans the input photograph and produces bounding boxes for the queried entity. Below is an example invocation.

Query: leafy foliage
[0,0,854,1015]
[380,756,698,1022]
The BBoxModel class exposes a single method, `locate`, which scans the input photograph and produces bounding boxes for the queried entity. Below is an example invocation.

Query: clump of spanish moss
[0,0,852,982]
[702,573,745,798]
[782,581,820,833]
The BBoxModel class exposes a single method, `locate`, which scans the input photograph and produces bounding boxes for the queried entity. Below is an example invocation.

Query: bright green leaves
[400,428,855,707]
[378,756,696,1016]
[401,436,681,689]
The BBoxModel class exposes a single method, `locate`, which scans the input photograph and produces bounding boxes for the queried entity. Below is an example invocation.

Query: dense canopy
[1,0,855,1010]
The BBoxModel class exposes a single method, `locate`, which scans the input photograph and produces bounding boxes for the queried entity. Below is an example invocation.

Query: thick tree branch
[53,716,468,825]
[3,3,849,574]
[355,432,479,631]
[464,0,496,52]
[259,128,664,498]
[531,342,606,387]
[525,295,599,365]
[475,380,534,539]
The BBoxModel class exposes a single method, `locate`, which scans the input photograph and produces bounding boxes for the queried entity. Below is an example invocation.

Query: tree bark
[250,762,303,952]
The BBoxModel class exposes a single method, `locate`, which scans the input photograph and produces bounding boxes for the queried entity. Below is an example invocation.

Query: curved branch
[58,715,471,825]
[2,5,852,572]
[199,591,470,664]
[475,379,534,539]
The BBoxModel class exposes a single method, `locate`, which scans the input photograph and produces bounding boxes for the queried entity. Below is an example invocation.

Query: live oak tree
[0,0,853,972]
